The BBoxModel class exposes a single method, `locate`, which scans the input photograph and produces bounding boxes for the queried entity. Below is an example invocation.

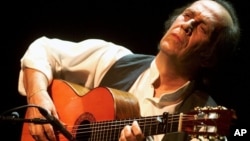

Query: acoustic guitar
[21,79,236,141]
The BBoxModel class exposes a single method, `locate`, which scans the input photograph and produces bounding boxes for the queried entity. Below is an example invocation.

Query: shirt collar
[147,59,193,106]
[149,59,160,85]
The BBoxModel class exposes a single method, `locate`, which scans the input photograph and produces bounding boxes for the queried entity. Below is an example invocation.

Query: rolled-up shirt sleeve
[18,36,133,95]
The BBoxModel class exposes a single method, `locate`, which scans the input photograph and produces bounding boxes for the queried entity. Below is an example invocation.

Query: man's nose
[182,19,195,36]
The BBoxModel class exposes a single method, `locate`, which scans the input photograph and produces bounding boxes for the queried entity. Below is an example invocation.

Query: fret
[89,123,94,141]
[166,114,179,134]
[170,114,173,131]
[138,115,167,136]
[92,122,97,141]
[178,113,183,132]
[107,120,112,141]
[103,120,108,141]
[100,121,104,140]
[114,120,120,141]
[142,117,146,135]
[96,122,100,140]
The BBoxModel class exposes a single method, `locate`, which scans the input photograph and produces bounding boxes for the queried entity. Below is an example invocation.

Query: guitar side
[21,79,140,141]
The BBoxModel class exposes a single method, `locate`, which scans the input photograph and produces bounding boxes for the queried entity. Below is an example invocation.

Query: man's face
[159,0,232,64]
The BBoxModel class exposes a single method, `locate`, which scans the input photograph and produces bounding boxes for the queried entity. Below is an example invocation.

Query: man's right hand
[26,89,58,141]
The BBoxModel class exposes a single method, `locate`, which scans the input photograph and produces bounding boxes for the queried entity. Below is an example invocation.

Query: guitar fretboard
[73,112,180,141]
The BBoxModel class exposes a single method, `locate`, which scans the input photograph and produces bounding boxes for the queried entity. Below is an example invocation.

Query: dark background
[1,0,249,140]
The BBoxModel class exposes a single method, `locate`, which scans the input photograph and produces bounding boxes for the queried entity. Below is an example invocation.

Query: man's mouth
[171,33,183,43]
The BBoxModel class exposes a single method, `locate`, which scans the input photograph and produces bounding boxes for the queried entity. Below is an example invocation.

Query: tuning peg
[194,106,229,111]
[208,135,226,141]
[217,106,227,110]
[194,106,202,111]
[189,137,200,141]
[189,135,226,141]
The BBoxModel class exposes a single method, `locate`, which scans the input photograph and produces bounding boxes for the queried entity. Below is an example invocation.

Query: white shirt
[18,36,133,95]
[18,36,191,141]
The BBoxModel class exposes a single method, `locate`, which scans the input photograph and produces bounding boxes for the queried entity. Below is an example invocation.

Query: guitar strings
[65,114,219,141]
[66,114,215,134]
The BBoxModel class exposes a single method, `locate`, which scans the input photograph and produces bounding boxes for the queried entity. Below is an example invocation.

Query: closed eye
[182,10,194,21]
[199,23,208,34]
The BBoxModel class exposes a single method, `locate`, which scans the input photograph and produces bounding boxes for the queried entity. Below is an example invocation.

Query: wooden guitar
[21,79,236,141]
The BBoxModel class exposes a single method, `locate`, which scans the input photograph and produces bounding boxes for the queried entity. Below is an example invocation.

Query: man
[18,0,240,140]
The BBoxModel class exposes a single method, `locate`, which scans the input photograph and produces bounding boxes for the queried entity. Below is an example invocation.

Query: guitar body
[21,79,140,141]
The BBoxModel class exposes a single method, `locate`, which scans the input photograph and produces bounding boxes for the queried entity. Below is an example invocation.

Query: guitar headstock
[181,106,236,139]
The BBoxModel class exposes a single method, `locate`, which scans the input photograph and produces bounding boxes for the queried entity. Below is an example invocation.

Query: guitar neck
[83,112,178,140]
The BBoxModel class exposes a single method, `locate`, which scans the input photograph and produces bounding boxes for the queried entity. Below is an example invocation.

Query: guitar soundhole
[75,120,91,141]
[73,112,96,141]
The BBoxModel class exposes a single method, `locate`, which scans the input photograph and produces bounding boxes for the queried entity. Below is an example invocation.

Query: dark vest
[100,54,155,91]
